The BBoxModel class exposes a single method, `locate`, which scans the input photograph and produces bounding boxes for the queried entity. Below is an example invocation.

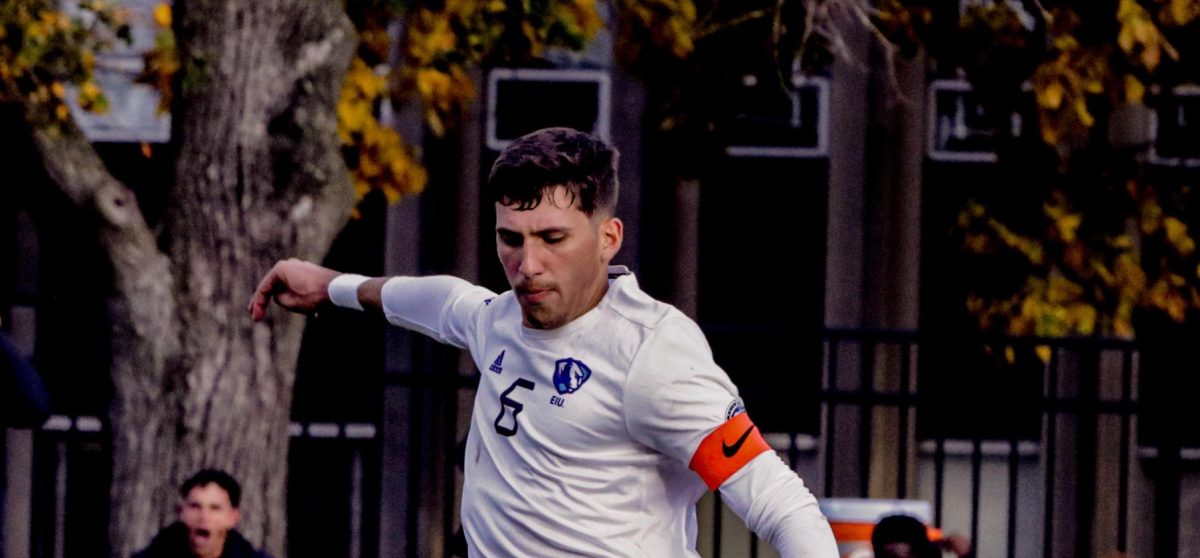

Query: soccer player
[249,127,838,556]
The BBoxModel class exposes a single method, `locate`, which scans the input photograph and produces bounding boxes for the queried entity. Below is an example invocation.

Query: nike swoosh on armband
[721,425,756,458]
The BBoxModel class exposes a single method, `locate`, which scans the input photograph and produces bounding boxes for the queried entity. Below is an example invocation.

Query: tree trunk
[154,2,356,555]
[27,2,356,556]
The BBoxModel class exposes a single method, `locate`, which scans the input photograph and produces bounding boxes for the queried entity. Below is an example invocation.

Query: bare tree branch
[29,117,183,557]
[801,0,908,98]
[696,9,771,39]
[29,124,180,341]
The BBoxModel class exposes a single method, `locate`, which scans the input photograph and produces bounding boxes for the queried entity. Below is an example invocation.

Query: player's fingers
[248,263,287,320]
[248,285,271,321]
[254,265,284,300]
[249,291,269,321]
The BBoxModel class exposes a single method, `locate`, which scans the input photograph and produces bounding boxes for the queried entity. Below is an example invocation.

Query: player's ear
[599,217,623,260]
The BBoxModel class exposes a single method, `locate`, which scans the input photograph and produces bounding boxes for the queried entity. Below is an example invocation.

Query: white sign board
[63,0,171,143]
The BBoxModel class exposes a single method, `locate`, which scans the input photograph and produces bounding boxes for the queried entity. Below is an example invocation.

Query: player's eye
[498,231,522,247]
[544,234,565,244]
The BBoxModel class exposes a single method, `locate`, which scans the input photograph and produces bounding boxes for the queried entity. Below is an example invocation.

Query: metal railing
[24,417,381,558]
[813,330,1155,558]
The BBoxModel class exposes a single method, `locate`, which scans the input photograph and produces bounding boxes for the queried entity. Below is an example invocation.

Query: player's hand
[939,534,972,557]
[248,258,339,321]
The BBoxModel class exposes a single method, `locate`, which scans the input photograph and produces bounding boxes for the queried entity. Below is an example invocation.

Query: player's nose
[518,244,546,275]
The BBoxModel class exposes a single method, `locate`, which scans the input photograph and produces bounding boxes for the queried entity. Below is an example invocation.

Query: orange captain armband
[688,413,772,490]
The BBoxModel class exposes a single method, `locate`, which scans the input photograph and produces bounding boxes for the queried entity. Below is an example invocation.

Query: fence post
[1075,346,1099,558]
[1140,320,1187,558]
[4,428,34,558]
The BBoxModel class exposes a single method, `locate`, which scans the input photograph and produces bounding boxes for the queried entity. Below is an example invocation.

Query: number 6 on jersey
[494,378,535,437]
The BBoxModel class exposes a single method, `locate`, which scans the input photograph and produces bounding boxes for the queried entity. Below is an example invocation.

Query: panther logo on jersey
[725,398,746,420]
[553,358,592,394]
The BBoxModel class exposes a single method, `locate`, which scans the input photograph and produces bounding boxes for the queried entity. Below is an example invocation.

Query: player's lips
[190,527,212,544]
[516,284,553,304]
[518,288,551,304]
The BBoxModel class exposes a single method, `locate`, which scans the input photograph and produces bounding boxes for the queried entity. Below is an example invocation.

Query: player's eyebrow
[535,227,569,237]
[495,226,570,236]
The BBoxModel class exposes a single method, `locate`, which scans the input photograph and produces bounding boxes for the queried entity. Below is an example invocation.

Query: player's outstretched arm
[248,258,386,321]
[719,454,839,557]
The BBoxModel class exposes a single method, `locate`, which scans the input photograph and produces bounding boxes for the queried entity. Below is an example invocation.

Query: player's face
[179,483,240,558]
[496,186,622,329]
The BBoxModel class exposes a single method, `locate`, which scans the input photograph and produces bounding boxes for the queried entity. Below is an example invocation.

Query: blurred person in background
[0,315,49,428]
[871,514,972,558]
[132,469,271,558]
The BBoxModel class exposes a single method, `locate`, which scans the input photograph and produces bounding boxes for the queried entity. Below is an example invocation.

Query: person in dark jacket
[0,328,50,428]
[132,469,271,558]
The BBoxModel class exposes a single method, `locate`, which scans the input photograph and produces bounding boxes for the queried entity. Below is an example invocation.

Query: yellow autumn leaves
[1031,0,1192,145]
[1031,34,1104,144]
[565,0,606,40]
[944,0,1191,148]
[942,0,1200,343]
[1117,0,1179,72]
[1138,190,1199,325]
[338,58,427,208]
[962,176,1200,344]
[8,0,665,212]
[620,0,698,59]
[0,1,124,126]
[26,0,609,208]
[961,199,1107,339]
[403,0,603,136]
[352,0,604,202]
[138,1,177,113]
[152,3,171,28]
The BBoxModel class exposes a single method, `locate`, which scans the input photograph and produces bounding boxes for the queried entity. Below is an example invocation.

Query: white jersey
[369,267,836,557]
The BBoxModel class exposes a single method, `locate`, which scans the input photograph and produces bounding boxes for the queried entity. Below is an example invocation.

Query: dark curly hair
[487,127,619,216]
[180,469,241,508]
[872,514,941,558]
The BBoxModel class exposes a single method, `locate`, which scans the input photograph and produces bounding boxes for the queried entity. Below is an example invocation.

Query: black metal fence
[814,329,1164,558]
[19,329,1188,558]
[22,418,382,558]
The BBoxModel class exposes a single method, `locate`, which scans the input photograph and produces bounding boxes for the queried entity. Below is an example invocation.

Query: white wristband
[328,274,370,310]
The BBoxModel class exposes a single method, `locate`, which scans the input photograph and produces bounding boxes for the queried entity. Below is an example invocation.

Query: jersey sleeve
[719,453,839,557]
[380,275,496,350]
[624,315,837,556]
[623,315,771,490]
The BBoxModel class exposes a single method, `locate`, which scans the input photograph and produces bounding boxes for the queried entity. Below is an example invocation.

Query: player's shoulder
[474,288,513,311]
[606,272,715,379]
[440,281,506,322]
[605,269,699,336]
